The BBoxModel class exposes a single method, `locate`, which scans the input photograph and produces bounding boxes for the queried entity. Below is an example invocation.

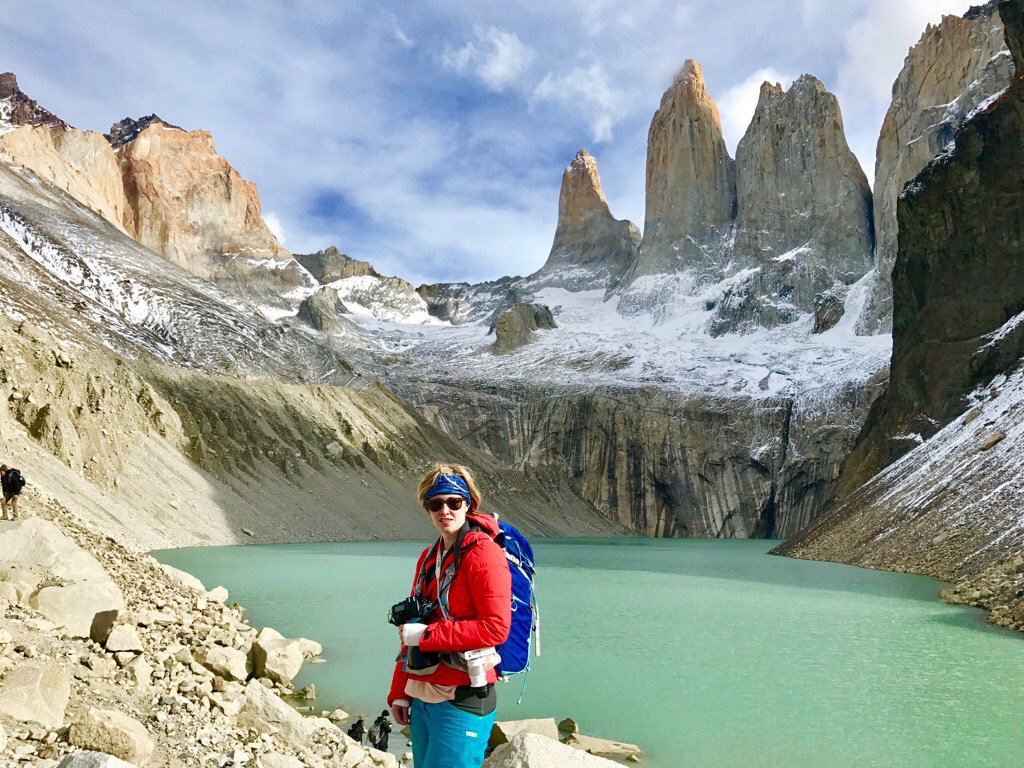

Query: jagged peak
[658,58,724,134]
[105,114,184,148]
[561,149,610,213]
[0,72,69,131]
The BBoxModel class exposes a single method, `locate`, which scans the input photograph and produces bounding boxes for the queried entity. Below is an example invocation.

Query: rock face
[859,0,1015,333]
[0,126,129,231]
[404,379,882,538]
[0,72,68,131]
[712,76,873,334]
[626,59,735,285]
[116,121,306,296]
[491,301,557,355]
[777,0,1024,584]
[531,150,640,290]
[295,246,379,284]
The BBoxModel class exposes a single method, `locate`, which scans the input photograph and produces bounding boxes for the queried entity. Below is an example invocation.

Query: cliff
[777,0,1024,602]
[858,0,1015,333]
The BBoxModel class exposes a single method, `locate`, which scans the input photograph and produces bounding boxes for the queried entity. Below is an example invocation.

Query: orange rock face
[117,123,289,281]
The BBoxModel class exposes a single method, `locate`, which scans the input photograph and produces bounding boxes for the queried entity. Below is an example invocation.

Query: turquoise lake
[153,539,1024,767]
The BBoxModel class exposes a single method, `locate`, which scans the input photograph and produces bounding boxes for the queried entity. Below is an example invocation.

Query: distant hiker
[388,464,511,768]
[0,465,25,521]
[347,718,365,744]
[369,711,392,751]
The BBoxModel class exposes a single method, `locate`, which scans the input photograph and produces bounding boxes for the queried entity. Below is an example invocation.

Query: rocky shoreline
[0,496,397,768]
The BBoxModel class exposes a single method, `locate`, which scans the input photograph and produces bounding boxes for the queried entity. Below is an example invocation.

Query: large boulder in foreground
[69,709,154,766]
[484,733,622,767]
[488,718,560,749]
[0,519,124,637]
[296,286,358,335]
[0,661,71,727]
[491,302,557,355]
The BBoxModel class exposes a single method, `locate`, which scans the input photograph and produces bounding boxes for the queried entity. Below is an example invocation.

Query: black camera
[388,596,437,627]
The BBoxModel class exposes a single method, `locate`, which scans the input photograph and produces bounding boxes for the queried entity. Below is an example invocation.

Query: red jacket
[388,513,512,705]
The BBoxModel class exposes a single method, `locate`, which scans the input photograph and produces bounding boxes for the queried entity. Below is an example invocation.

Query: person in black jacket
[1,465,25,521]
[369,711,392,751]
[347,718,366,744]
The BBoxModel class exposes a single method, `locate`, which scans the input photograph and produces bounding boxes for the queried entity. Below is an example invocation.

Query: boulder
[237,679,332,747]
[484,732,622,767]
[296,287,357,335]
[491,302,557,355]
[557,717,579,735]
[0,661,71,727]
[250,628,304,685]
[69,709,154,766]
[103,625,143,653]
[156,563,205,593]
[296,638,323,660]
[205,586,229,603]
[257,755,303,768]
[488,718,560,750]
[196,644,250,682]
[0,519,124,638]
[564,733,643,759]
[58,752,139,768]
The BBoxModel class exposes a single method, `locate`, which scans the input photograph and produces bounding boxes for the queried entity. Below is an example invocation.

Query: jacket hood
[468,511,501,537]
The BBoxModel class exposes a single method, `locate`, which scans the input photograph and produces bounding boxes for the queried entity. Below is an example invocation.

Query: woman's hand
[390,702,410,726]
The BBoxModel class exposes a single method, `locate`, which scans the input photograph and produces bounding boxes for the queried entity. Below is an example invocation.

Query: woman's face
[426,494,469,539]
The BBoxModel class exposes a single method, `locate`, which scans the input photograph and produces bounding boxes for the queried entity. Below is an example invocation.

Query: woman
[388,463,512,768]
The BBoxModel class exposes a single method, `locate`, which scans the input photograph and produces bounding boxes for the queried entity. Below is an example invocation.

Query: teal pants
[410,698,495,768]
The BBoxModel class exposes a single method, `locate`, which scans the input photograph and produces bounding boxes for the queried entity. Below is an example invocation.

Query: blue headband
[424,473,472,503]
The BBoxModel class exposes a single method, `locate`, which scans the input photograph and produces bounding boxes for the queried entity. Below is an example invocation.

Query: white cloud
[390,14,414,48]
[531,57,624,142]
[263,211,285,245]
[442,24,534,92]
[716,67,795,153]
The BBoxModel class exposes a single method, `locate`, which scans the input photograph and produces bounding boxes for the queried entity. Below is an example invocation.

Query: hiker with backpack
[0,465,25,520]
[368,710,392,751]
[387,463,513,768]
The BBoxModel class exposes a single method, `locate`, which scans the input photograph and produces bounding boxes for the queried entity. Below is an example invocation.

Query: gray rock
[489,718,560,750]
[295,246,379,284]
[103,625,143,653]
[296,286,357,335]
[250,627,304,685]
[564,733,642,759]
[491,302,557,355]
[196,644,250,682]
[58,752,139,768]
[69,709,154,766]
[484,733,622,767]
[0,661,71,727]
[236,679,332,747]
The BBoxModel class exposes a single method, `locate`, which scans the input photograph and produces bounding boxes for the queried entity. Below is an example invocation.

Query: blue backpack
[493,521,539,702]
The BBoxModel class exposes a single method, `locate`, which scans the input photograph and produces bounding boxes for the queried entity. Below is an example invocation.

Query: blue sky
[2,0,972,284]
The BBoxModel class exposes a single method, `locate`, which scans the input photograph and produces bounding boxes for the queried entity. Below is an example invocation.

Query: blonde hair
[417,463,482,512]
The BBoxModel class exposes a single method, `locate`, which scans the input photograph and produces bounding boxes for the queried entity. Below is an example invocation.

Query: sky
[1,0,974,285]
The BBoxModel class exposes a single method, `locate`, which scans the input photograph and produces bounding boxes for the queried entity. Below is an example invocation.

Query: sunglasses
[425,497,468,513]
